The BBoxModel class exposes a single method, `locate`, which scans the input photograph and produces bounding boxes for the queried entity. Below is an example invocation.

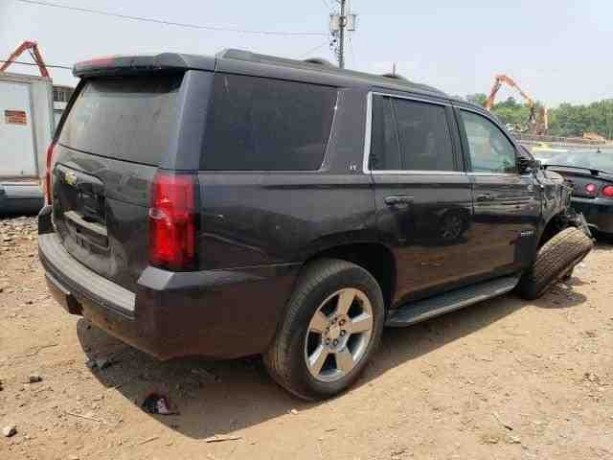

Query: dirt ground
[0,216,611,460]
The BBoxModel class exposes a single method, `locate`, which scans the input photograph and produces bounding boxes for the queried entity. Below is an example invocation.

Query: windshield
[547,151,613,173]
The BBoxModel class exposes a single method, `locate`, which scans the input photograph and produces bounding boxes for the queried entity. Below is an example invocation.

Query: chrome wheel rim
[304,288,374,383]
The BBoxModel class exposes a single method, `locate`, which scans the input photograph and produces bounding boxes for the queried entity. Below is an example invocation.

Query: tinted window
[370,96,455,171]
[369,96,401,170]
[460,111,517,173]
[201,74,337,171]
[59,75,182,165]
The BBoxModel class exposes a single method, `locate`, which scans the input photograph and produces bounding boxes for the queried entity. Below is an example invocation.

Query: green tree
[463,92,613,140]
[466,93,487,106]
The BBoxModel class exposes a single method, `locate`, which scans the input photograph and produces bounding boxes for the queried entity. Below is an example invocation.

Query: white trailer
[0,72,54,213]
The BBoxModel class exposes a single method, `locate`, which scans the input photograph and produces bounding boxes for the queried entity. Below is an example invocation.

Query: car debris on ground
[2,425,17,438]
[141,393,179,416]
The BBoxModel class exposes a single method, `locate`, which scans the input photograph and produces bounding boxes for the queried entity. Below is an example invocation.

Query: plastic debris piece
[141,393,179,415]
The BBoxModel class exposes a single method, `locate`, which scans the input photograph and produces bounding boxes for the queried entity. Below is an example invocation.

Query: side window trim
[453,104,520,175]
[363,91,464,175]
[444,104,464,172]
[362,91,374,174]
[387,97,404,169]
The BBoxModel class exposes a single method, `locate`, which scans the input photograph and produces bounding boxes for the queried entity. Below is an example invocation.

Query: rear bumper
[571,197,613,234]
[38,207,298,360]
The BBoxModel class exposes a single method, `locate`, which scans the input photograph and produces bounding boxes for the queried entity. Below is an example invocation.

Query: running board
[385,276,520,327]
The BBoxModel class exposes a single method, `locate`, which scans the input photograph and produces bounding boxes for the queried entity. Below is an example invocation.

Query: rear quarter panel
[195,172,377,269]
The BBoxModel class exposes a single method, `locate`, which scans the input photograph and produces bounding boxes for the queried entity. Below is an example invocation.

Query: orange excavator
[484,74,548,135]
[0,40,50,78]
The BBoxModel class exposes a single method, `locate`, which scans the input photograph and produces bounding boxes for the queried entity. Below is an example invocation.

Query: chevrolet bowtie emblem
[64,170,77,186]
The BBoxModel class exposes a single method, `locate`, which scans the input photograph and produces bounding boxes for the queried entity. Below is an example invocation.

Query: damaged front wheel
[516,227,593,300]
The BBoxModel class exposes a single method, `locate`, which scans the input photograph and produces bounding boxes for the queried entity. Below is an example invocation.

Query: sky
[1,0,611,107]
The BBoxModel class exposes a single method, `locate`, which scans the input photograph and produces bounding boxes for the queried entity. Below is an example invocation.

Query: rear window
[548,151,613,173]
[58,75,182,165]
[201,74,337,171]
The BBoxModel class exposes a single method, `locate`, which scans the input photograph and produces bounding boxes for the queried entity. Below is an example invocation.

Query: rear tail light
[585,183,597,196]
[149,171,197,270]
[44,142,56,204]
[601,185,613,198]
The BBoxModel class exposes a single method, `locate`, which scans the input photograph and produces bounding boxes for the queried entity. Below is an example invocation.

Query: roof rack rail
[302,57,336,67]
[218,49,338,70]
[381,73,408,81]
[213,48,447,96]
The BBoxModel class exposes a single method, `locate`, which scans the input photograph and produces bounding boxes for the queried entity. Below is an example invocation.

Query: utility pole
[338,0,346,69]
[329,0,356,69]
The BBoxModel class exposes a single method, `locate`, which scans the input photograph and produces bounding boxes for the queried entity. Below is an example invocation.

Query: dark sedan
[543,150,613,235]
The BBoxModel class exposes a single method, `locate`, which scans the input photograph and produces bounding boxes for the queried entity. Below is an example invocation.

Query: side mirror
[517,156,539,174]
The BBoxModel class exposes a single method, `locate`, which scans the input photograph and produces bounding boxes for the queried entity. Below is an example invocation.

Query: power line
[0,59,72,70]
[15,0,327,37]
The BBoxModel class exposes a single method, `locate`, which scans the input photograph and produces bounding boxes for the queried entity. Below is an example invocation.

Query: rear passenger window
[201,74,337,171]
[370,96,455,171]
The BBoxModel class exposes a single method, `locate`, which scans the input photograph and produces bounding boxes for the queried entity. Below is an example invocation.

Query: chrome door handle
[476,194,495,202]
[384,195,414,207]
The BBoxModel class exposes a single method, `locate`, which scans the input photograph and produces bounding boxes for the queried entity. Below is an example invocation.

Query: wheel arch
[538,210,574,248]
[300,241,396,309]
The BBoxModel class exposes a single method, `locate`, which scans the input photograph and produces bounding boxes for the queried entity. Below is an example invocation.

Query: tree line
[464,94,613,140]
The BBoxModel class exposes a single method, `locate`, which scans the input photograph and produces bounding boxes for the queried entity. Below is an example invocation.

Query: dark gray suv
[39,49,592,400]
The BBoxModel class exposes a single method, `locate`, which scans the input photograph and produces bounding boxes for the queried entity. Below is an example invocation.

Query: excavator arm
[483,73,548,134]
[484,78,502,111]
[0,41,50,78]
[485,74,534,111]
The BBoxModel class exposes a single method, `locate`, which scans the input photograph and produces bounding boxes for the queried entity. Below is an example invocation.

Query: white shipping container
[0,72,54,180]
[0,72,53,213]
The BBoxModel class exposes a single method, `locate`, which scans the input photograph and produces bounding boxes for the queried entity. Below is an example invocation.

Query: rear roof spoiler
[73,53,215,78]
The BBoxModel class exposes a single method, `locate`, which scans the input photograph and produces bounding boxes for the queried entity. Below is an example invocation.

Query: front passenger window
[460,111,517,173]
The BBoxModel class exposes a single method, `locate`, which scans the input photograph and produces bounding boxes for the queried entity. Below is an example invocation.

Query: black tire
[263,259,384,400]
[517,227,593,300]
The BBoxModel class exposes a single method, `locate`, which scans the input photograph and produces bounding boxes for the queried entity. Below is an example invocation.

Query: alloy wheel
[304,288,374,382]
